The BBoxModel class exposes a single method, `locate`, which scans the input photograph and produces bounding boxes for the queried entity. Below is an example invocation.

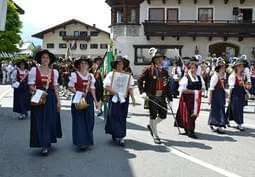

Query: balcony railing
[143,20,255,38]
[62,35,91,41]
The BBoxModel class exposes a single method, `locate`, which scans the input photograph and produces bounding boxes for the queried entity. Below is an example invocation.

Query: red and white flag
[71,40,77,49]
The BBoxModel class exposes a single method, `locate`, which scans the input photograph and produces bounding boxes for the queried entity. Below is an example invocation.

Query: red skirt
[176,93,197,131]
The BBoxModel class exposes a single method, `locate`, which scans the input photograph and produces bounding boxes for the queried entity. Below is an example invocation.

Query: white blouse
[171,66,182,76]
[11,69,28,82]
[103,71,135,89]
[68,72,96,89]
[178,73,205,93]
[28,67,59,86]
[209,73,226,91]
[228,73,243,89]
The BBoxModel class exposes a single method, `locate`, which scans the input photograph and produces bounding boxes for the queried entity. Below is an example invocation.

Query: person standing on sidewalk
[208,59,228,134]
[68,56,99,151]
[28,50,62,155]
[1,61,7,84]
[176,61,205,139]
[104,56,136,146]
[11,60,30,120]
[138,49,173,144]
[227,60,246,131]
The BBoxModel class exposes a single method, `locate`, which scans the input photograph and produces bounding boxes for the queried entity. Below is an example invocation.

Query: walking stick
[143,96,181,134]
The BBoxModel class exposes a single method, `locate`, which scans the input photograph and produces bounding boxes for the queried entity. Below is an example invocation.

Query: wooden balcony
[62,35,91,41]
[143,20,255,40]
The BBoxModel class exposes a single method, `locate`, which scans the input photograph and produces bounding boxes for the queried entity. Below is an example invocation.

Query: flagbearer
[138,48,172,144]
[208,59,228,134]
[104,56,136,146]
[176,61,205,139]
[11,60,30,120]
[68,56,99,151]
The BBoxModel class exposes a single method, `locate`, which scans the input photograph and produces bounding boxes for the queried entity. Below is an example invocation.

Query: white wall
[112,0,255,76]
[42,23,111,58]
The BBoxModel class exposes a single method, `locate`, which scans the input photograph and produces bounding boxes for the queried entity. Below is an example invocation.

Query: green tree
[0,0,22,54]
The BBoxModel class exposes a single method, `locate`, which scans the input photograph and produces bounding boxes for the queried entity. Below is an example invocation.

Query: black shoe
[147,125,154,137]
[112,137,116,142]
[79,146,88,151]
[210,125,216,131]
[154,137,162,144]
[97,111,103,117]
[40,148,49,155]
[188,131,198,139]
[216,128,225,134]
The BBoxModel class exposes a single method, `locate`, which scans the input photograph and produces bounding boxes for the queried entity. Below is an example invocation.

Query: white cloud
[14,0,111,44]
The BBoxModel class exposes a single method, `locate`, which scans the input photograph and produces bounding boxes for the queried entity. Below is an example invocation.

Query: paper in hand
[31,89,44,103]
[12,81,20,88]
[72,91,83,104]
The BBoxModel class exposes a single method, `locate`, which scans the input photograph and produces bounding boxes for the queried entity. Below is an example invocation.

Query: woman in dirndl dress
[11,60,30,120]
[249,62,255,99]
[176,61,205,139]
[104,56,136,146]
[68,56,99,151]
[28,50,62,155]
[227,60,246,131]
[208,59,228,134]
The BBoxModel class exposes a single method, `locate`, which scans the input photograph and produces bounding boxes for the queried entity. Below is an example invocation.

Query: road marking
[169,147,241,177]
[0,86,11,100]
[105,96,243,177]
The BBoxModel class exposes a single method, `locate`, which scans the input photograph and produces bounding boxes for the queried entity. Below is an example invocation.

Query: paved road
[0,85,255,177]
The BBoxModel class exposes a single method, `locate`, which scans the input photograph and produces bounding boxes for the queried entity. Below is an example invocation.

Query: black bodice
[186,75,202,90]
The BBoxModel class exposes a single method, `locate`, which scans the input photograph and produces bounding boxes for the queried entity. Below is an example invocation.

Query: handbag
[31,70,51,106]
[75,74,92,110]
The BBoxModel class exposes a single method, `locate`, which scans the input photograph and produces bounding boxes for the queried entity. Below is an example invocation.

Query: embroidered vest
[35,68,54,89]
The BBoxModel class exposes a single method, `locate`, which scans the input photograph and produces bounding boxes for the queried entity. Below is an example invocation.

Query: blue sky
[15,0,111,46]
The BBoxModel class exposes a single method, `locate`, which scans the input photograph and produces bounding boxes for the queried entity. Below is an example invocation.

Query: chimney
[93,24,96,28]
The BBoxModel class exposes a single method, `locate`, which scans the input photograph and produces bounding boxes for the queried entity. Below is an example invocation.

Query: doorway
[209,43,240,58]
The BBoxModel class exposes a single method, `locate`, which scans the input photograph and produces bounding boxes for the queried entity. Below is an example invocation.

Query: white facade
[33,19,111,59]
[16,42,35,56]
[110,0,255,76]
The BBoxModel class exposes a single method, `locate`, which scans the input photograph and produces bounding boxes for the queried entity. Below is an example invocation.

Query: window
[47,43,54,49]
[90,44,98,49]
[80,31,88,36]
[128,9,137,24]
[74,31,79,37]
[59,31,66,36]
[198,8,213,23]
[100,44,108,49]
[167,8,178,22]
[134,46,182,65]
[149,8,165,23]
[116,8,124,24]
[80,44,87,50]
[90,31,99,36]
[59,43,67,49]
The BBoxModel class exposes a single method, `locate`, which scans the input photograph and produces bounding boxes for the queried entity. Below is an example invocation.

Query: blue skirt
[249,77,255,95]
[105,96,129,139]
[30,88,62,148]
[71,92,95,146]
[13,82,31,114]
[227,85,246,124]
[208,87,227,127]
